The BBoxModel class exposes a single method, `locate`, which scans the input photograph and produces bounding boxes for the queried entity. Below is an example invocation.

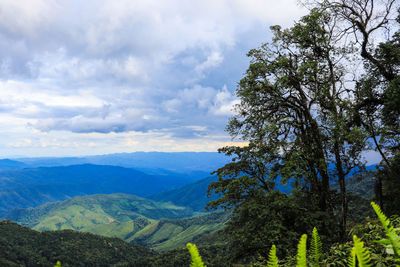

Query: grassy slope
[131,211,231,251]
[4,193,193,239]
[4,192,230,251]
[149,176,219,211]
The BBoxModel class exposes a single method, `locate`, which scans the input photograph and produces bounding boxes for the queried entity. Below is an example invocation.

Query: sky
[0,0,311,157]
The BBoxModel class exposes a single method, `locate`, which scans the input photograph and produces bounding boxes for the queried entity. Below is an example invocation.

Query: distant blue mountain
[0,164,201,215]
[17,152,230,173]
[1,153,376,216]
[0,159,27,170]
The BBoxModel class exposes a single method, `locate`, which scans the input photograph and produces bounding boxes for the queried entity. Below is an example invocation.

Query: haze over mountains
[0,164,203,215]
[0,152,376,216]
[150,176,219,212]
[0,152,231,257]
[14,152,230,173]
[0,152,229,215]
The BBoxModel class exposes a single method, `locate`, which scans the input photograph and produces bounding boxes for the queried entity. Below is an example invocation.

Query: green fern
[267,244,279,267]
[348,235,372,267]
[187,243,206,267]
[310,227,322,267]
[371,202,400,259]
[348,243,356,267]
[296,234,307,267]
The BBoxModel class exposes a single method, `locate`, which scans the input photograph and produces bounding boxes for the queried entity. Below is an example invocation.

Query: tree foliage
[208,6,369,247]
[0,220,156,266]
[322,0,400,213]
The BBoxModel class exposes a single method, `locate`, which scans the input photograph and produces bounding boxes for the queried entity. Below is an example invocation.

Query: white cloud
[162,84,238,116]
[0,0,307,156]
[195,51,224,77]
[211,85,240,115]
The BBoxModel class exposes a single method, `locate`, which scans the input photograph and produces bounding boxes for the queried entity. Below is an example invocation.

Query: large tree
[323,0,400,212]
[208,8,367,243]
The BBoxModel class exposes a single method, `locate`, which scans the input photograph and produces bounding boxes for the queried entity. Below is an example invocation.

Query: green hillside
[132,211,231,251]
[4,193,193,237]
[149,176,219,211]
[0,219,232,267]
[4,193,230,251]
[331,171,376,199]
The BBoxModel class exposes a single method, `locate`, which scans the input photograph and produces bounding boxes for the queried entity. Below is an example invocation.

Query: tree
[322,0,400,212]
[208,8,367,244]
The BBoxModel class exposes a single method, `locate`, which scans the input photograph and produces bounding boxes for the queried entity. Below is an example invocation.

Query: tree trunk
[334,141,347,242]
[375,174,383,209]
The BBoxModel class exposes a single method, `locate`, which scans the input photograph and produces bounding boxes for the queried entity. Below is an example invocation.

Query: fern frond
[352,235,372,267]
[347,246,356,267]
[187,243,206,267]
[310,227,322,267]
[267,245,279,267]
[296,234,307,267]
[371,202,400,257]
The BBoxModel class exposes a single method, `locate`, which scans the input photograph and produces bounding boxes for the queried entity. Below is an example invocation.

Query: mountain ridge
[16,152,230,172]
[3,192,229,251]
[149,176,219,212]
[0,164,198,215]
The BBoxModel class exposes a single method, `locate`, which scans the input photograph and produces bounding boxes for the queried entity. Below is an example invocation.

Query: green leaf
[373,239,391,245]
[187,243,206,267]
[386,246,394,255]
[267,245,279,267]
[296,234,307,267]
[310,227,322,267]
[371,202,400,258]
[352,235,372,267]
[348,245,356,267]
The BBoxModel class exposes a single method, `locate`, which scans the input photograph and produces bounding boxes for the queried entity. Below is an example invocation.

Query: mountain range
[15,152,230,173]
[149,176,219,211]
[0,164,205,215]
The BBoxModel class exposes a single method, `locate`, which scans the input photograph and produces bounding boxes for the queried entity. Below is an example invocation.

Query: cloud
[0,0,306,79]
[211,85,240,115]
[195,51,224,78]
[0,0,307,156]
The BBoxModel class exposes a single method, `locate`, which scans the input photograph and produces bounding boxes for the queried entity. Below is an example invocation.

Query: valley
[0,153,231,261]
[2,192,230,251]
[0,152,379,266]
